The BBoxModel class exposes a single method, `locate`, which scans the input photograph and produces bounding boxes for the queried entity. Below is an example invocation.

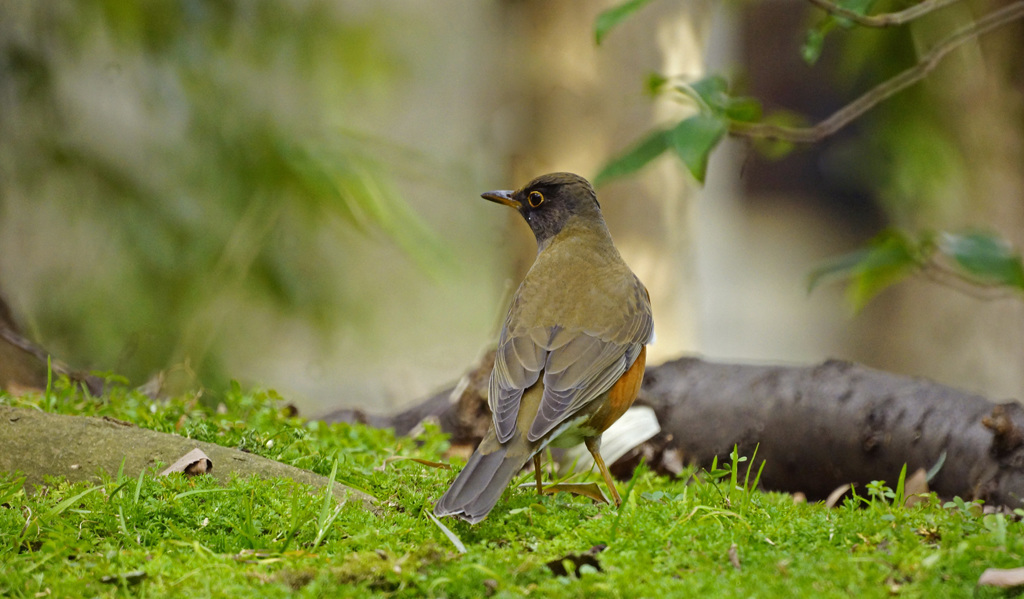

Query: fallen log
[0,405,373,506]
[323,353,1024,508]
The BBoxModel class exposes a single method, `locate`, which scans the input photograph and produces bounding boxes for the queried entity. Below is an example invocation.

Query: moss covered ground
[1,381,1022,597]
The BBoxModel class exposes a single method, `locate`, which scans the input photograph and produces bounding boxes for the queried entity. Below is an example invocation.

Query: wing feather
[490,275,654,445]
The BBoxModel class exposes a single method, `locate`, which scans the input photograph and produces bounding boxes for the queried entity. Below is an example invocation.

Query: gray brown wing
[525,336,646,441]
[488,325,549,443]
[490,280,654,444]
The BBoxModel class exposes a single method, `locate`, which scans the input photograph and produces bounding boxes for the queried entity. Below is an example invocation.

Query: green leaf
[645,73,668,96]
[938,232,1024,290]
[849,233,921,310]
[801,26,827,65]
[675,75,760,122]
[809,230,923,311]
[593,128,670,187]
[723,97,763,123]
[807,247,873,294]
[595,0,657,45]
[802,0,876,65]
[665,114,727,183]
[833,0,877,24]
[688,75,728,104]
[673,75,727,113]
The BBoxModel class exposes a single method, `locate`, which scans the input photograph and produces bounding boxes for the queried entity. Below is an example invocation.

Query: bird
[433,172,654,524]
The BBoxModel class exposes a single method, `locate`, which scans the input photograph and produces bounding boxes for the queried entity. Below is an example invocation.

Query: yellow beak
[481,190,519,209]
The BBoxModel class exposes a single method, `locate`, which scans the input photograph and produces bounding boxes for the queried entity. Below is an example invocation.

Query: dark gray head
[481,172,603,244]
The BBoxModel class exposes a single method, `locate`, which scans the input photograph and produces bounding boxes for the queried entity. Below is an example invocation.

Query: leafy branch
[594,0,1024,307]
[730,1,1024,144]
[808,231,1024,311]
[806,0,964,28]
[594,0,1024,182]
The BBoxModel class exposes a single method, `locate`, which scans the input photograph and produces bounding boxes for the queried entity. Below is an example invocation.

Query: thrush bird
[433,172,654,524]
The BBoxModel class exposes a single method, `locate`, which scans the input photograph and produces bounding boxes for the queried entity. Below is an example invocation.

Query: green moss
[1,383,1021,597]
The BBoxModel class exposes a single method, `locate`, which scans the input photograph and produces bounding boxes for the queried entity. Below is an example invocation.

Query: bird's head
[481,172,603,244]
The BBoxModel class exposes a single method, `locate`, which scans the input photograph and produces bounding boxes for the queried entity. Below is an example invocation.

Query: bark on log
[323,354,1024,509]
[0,405,373,506]
[639,358,1024,507]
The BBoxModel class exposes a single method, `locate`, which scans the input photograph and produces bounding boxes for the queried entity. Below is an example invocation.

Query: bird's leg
[533,453,544,495]
[585,436,621,506]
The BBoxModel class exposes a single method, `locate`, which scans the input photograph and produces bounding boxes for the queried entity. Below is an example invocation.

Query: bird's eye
[528,191,544,208]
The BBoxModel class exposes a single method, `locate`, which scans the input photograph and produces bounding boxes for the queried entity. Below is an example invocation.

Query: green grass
[1,380,1023,597]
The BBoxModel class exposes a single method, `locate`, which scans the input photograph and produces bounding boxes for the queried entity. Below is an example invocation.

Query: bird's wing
[488,323,548,443]
[527,319,651,442]
[489,279,654,444]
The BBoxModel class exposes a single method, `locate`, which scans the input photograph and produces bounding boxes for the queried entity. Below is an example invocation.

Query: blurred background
[0,0,1021,415]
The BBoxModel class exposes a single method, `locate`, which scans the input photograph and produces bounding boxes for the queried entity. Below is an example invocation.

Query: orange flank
[592,345,647,434]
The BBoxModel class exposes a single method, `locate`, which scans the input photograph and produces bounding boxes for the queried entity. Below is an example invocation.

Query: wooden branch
[919,260,1021,301]
[806,0,964,27]
[636,358,1024,507]
[0,325,106,396]
[729,1,1024,144]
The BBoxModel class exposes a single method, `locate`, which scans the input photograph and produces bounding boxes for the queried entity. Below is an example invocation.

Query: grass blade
[425,509,466,554]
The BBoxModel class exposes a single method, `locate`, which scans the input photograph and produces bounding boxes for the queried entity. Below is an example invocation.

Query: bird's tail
[433,444,529,524]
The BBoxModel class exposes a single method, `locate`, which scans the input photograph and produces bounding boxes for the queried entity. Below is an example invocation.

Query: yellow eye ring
[528,191,544,208]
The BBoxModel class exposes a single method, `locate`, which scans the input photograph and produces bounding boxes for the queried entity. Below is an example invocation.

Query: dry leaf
[160,448,212,476]
[519,481,609,504]
[825,484,851,508]
[377,456,451,472]
[135,371,165,399]
[979,566,1024,587]
[728,543,741,570]
[902,468,929,507]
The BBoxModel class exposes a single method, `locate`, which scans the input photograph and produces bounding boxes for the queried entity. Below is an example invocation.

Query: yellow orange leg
[585,437,621,506]
[533,454,544,495]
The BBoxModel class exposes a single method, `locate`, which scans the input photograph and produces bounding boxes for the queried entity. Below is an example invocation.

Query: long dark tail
[433,445,528,524]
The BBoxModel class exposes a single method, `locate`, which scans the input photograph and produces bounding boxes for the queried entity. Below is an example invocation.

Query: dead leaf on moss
[902,468,929,507]
[377,456,451,471]
[979,566,1024,587]
[825,484,851,508]
[516,481,609,504]
[728,543,741,570]
[160,448,212,476]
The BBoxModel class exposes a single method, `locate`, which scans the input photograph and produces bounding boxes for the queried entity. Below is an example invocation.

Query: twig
[729,1,1024,144]
[0,324,107,394]
[919,260,1020,301]
[806,0,963,27]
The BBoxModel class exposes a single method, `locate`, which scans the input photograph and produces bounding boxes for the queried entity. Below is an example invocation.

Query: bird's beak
[480,190,519,209]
